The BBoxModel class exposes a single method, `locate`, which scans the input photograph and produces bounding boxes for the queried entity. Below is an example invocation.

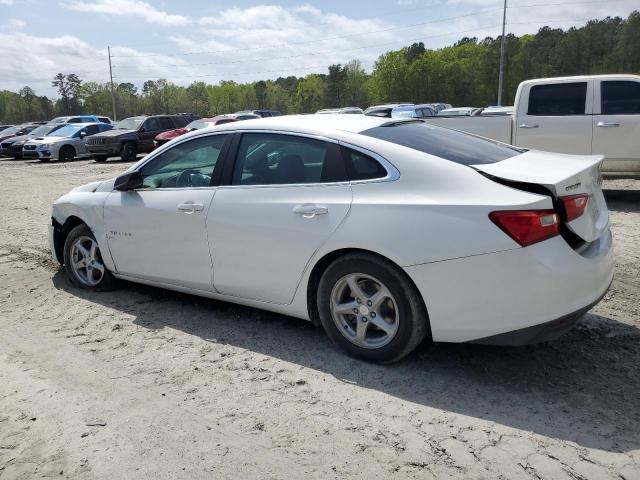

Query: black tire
[93,155,108,163]
[120,142,137,162]
[317,253,429,363]
[59,145,75,162]
[63,224,117,291]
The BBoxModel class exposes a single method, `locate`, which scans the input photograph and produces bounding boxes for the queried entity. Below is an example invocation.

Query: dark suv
[86,114,199,162]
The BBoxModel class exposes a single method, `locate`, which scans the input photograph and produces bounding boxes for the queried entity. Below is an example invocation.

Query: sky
[0,0,638,96]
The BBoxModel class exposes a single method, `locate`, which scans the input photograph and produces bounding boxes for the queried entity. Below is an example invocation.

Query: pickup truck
[423,74,640,174]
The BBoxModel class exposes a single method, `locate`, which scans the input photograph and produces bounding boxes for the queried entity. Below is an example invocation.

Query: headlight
[39,144,50,149]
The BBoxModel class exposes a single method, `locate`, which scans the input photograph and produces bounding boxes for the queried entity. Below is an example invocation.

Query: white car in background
[23,122,113,162]
[49,115,613,362]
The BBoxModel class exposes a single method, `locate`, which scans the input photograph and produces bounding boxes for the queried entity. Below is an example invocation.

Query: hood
[71,180,104,193]
[3,133,32,144]
[0,134,16,142]
[156,128,187,140]
[27,136,68,145]
[94,128,137,138]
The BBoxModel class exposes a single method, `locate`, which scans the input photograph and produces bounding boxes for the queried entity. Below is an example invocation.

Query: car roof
[201,114,390,136]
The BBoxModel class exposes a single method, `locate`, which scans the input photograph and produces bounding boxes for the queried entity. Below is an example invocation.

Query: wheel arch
[52,215,86,265]
[305,247,431,339]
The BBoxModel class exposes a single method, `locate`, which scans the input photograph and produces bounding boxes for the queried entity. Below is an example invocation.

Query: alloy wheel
[330,273,400,349]
[70,236,105,287]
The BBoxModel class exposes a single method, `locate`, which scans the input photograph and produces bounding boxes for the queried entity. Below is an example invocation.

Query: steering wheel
[176,169,201,188]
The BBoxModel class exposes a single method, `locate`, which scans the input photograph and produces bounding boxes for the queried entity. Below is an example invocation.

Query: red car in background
[153,113,260,148]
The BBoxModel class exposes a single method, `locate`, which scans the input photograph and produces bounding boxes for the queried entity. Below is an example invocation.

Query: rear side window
[528,82,587,115]
[601,81,640,114]
[232,133,346,185]
[342,147,388,180]
[361,122,523,165]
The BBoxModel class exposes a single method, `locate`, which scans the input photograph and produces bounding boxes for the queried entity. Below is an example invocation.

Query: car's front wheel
[63,224,117,290]
[120,142,137,162]
[59,145,75,162]
[317,253,429,363]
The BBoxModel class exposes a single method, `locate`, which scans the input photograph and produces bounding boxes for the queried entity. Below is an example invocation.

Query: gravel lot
[0,157,638,480]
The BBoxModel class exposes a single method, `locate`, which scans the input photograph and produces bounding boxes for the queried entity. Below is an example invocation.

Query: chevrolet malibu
[49,115,613,362]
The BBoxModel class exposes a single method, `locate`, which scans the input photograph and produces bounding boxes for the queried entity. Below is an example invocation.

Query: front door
[514,80,593,154]
[104,133,229,290]
[208,132,352,304]
[592,79,640,172]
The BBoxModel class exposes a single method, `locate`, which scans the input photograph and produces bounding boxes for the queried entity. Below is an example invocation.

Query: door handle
[293,204,328,218]
[518,123,539,129]
[177,202,204,214]
[596,121,620,128]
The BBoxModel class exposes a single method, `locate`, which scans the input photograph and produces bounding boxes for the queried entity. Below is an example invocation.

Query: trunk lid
[473,150,607,243]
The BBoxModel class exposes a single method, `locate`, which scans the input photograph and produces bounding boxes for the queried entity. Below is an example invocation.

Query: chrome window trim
[131,128,401,190]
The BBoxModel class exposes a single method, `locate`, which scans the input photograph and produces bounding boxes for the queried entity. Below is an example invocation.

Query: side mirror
[114,171,143,191]
[139,127,145,133]
[80,131,87,138]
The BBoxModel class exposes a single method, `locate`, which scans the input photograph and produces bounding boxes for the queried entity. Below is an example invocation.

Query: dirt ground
[0,156,638,480]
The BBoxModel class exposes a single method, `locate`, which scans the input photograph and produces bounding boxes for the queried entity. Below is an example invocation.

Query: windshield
[48,117,69,124]
[115,117,144,130]
[1,125,20,135]
[361,121,524,166]
[49,124,83,137]
[391,107,418,118]
[29,125,56,136]
[186,120,212,130]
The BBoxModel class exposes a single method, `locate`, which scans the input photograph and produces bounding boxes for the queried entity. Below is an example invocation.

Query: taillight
[560,194,589,222]
[489,210,559,247]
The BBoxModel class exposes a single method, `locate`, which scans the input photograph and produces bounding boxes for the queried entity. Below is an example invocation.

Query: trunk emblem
[565,182,581,192]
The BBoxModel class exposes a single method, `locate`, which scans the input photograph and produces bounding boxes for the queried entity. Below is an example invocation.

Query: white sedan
[49,115,613,362]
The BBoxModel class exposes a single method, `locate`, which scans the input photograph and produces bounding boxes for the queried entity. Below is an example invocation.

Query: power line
[111,7,505,59]
[113,24,504,71]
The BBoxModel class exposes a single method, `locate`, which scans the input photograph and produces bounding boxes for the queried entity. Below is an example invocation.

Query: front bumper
[86,144,119,156]
[404,229,614,344]
[22,148,53,160]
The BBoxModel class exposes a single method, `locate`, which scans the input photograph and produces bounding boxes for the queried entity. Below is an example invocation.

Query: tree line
[1,12,638,123]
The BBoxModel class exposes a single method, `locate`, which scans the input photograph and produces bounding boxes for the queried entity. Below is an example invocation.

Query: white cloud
[64,0,188,26]
[0,32,197,95]
[7,17,25,28]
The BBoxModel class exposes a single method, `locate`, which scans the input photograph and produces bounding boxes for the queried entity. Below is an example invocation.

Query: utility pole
[497,0,507,106]
[108,45,117,121]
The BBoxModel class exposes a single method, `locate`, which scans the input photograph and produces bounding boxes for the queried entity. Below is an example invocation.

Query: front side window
[232,133,346,185]
[528,82,587,115]
[140,134,228,188]
[84,124,100,136]
[159,117,174,129]
[601,81,640,114]
[143,118,162,132]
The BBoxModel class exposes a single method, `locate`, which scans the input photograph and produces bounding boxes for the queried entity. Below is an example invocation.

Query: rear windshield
[360,121,523,165]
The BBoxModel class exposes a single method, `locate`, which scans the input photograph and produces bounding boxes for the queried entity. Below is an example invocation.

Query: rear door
[592,79,640,172]
[208,132,352,304]
[514,80,593,154]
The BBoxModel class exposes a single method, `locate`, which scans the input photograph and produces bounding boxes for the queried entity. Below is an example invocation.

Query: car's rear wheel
[93,155,108,163]
[120,142,137,162]
[59,145,75,162]
[317,253,429,363]
[63,224,117,291]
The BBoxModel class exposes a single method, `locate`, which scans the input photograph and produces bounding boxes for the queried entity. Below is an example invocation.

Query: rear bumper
[404,229,614,344]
